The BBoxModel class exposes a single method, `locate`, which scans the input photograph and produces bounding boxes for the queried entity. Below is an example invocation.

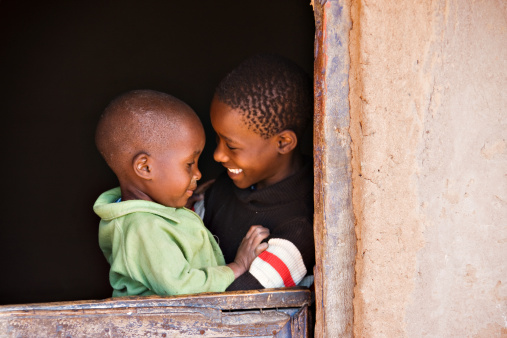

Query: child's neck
[118,181,151,203]
[286,152,304,177]
[255,152,304,190]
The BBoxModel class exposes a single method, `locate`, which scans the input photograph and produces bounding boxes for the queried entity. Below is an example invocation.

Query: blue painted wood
[313,0,355,337]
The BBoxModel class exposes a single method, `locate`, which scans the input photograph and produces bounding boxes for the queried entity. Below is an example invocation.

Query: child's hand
[227,225,270,279]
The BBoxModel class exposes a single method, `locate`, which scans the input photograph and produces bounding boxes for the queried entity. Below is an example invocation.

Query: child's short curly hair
[215,53,313,139]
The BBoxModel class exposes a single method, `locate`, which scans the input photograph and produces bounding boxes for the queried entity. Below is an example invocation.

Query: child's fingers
[254,242,269,256]
[245,226,270,248]
[245,225,270,240]
[250,228,269,248]
[244,225,262,238]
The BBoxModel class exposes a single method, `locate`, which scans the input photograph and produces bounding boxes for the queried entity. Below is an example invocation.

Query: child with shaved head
[94,89,269,297]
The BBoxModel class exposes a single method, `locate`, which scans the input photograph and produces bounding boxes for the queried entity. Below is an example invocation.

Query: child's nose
[194,167,202,181]
[213,142,228,163]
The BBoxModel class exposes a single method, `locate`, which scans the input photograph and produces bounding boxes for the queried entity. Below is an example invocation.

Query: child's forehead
[212,98,248,123]
[214,116,271,146]
[222,110,274,141]
[211,97,279,139]
[212,105,250,130]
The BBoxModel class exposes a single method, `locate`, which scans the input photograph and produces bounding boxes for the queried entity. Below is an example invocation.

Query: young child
[94,89,269,297]
[201,54,315,291]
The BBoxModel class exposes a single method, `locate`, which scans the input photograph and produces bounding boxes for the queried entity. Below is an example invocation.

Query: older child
[94,89,269,297]
[201,54,315,291]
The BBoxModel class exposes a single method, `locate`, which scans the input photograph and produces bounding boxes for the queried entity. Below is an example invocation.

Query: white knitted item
[249,238,307,288]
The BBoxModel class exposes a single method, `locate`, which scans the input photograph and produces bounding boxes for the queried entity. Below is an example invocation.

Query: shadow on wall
[0,0,314,305]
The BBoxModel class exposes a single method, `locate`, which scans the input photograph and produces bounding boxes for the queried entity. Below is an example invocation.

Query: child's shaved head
[96,89,200,177]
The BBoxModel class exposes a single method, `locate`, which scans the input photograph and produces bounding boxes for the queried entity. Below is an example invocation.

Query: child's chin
[232,179,252,190]
[169,203,186,209]
[178,201,189,208]
[172,199,188,209]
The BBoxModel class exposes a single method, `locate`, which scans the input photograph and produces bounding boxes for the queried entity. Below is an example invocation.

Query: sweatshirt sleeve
[122,217,234,296]
[226,217,314,291]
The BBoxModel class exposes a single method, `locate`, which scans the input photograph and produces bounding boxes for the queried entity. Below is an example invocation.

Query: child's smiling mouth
[227,168,243,174]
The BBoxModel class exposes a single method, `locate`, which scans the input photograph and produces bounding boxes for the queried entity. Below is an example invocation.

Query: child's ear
[275,130,298,154]
[133,153,153,180]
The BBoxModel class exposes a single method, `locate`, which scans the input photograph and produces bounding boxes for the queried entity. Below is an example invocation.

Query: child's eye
[187,161,195,167]
[226,144,236,150]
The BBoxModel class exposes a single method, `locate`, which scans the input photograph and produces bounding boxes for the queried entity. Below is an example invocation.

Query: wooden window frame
[313,1,356,337]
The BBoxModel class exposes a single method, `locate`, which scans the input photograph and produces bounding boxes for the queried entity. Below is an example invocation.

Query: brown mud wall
[349,1,506,336]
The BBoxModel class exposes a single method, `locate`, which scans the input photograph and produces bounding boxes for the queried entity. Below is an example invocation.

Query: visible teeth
[228,168,243,174]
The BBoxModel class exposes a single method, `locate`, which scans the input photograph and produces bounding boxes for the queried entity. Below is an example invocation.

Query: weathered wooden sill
[0,287,311,337]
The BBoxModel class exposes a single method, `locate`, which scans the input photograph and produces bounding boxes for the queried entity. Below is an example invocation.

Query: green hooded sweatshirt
[94,187,234,297]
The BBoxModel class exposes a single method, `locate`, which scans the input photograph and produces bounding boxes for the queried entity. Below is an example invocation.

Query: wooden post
[313,0,355,336]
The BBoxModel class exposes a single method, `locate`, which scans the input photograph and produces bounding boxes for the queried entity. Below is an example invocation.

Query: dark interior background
[0,1,314,304]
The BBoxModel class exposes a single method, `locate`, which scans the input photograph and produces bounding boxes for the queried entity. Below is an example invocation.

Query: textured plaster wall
[349,0,506,336]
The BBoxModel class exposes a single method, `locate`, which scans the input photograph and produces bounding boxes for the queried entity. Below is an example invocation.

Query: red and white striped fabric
[249,238,307,288]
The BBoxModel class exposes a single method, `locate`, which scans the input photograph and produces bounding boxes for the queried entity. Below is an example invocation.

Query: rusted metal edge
[0,287,311,313]
[313,0,355,337]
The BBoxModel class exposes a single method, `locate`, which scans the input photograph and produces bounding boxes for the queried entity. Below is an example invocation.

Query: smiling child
[94,89,269,297]
[202,54,315,290]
